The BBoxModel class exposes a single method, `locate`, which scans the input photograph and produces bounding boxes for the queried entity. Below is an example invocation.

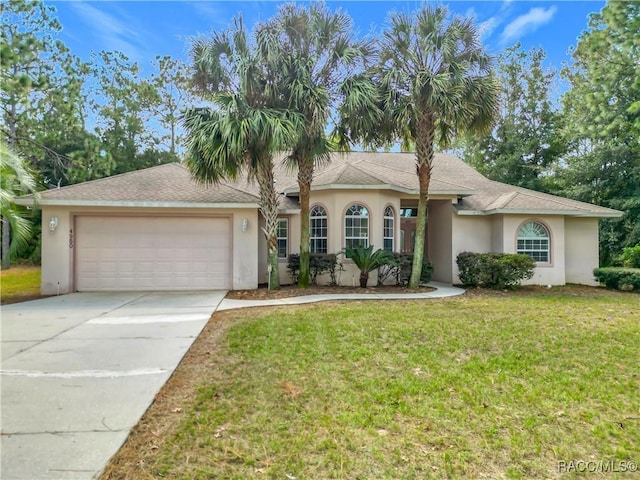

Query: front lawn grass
[0,265,41,304]
[103,290,640,479]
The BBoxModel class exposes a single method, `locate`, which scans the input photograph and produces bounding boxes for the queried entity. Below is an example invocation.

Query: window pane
[277,239,287,258]
[383,208,394,252]
[310,207,328,254]
[345,204,369,249]
[517,221,550,263]
[277,219,288,258]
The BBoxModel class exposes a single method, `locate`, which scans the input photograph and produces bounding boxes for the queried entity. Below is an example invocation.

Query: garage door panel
[75,216,231,291]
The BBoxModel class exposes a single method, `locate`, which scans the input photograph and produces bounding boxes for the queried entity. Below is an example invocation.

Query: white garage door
[75,216,231,291]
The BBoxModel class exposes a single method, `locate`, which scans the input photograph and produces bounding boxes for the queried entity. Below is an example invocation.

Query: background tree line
[1,0,637,273]
[461,1,639,266]
[1,0,195,266]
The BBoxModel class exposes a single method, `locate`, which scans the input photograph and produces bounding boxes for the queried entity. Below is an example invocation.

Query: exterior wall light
[49,216,59,232]
[241,218,249,232]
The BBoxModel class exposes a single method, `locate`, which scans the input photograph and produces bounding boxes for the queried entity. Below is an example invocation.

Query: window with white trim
[277,218,288,259]
[517,221,550,263]
[383,206,395,251]
[344,204,369,249]
[310,205,328,254]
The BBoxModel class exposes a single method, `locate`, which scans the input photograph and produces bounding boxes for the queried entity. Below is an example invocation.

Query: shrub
[287,253,339,286]
[456,252,535,289]
[377,253,433,286]
[621,245,640,268]
[344,245,394,288]
[593,267,640,291]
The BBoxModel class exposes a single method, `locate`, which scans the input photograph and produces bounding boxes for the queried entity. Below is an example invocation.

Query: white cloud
[479,16,500,40]
[469,0,513,42]
[70,2,148,60]
[500,6,558,44]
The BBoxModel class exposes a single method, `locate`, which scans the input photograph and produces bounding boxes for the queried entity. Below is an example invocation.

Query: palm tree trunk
[297,159,313,288]
[1,218,10,270]
[256,156,280,290]
[3,93,18,270]
[409,112,435,288]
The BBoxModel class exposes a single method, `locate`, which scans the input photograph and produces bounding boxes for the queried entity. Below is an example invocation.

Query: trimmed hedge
[593,267,640,291]
[377,253,433,286]
[287,253,341,286]
[456,252,535,289]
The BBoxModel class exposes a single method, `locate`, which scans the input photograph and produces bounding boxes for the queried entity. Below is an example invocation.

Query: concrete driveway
[1,291,225,480]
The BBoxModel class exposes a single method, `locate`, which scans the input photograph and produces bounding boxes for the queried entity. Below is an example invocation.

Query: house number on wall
[69,229,74,248]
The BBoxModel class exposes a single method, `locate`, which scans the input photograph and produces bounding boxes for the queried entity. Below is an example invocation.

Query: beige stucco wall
[450,213,493,283]
[428,200,454,283]
[39,206,258,295]
[200,190,596,289]
[269,189,402,286]
[450,214,580,286]
[40,207,74,295]
[491,215,504,252]
[501,215,566,285]
[565,217,599,285]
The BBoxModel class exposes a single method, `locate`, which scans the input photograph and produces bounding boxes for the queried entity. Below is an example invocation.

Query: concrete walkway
[1,291,226,480]
[217,282,465,311]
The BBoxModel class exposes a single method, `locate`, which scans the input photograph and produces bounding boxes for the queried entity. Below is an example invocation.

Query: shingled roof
[19,153,621,217]
[17,163,297,210]
[275,152,620,217]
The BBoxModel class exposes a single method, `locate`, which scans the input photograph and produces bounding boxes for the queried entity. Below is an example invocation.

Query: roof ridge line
[505,185,593,211]
[314,162,349,180]
[486,191,518,210]
[347,162,388,184]
[219,179,261,200]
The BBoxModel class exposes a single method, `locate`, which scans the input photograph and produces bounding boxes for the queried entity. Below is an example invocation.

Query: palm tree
[1,140,37,269]
[342,6,499,288]
[258,3,374,288]
[345,245,394,288]
[182,17,302,290]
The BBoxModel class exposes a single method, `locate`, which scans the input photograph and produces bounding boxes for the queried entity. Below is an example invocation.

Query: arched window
[517,221,550,263]
[344,204,369,249]
[310,205,328,254]
[383,206,395,251]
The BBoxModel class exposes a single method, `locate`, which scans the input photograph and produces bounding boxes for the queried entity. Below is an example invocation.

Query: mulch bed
[225,284,436,300]
[224,283,634,301]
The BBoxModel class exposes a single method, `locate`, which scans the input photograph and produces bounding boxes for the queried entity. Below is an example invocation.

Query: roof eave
[283,184,477,196]
[455,207,623,218]
[16,199,260,209]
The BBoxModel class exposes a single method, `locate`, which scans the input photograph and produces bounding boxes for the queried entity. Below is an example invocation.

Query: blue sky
[49,0,606,76]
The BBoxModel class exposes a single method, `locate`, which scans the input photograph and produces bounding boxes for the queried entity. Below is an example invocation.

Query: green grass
[156,292,639,479]
[0,265,41,304]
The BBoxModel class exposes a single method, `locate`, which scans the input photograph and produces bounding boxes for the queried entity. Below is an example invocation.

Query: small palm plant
[345,245,395,288]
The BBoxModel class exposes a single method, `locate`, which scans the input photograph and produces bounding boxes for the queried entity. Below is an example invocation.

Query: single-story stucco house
[18,152,621,294]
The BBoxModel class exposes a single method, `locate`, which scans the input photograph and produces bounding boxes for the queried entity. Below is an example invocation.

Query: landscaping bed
[225,284,436,300]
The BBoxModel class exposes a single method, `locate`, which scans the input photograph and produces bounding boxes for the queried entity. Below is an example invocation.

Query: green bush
[593,267,640,291]
[378,253,433,286]
[621,245,640,268]
[456,252,535,289]
[287,253,340,286]
[344,245,394,288]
